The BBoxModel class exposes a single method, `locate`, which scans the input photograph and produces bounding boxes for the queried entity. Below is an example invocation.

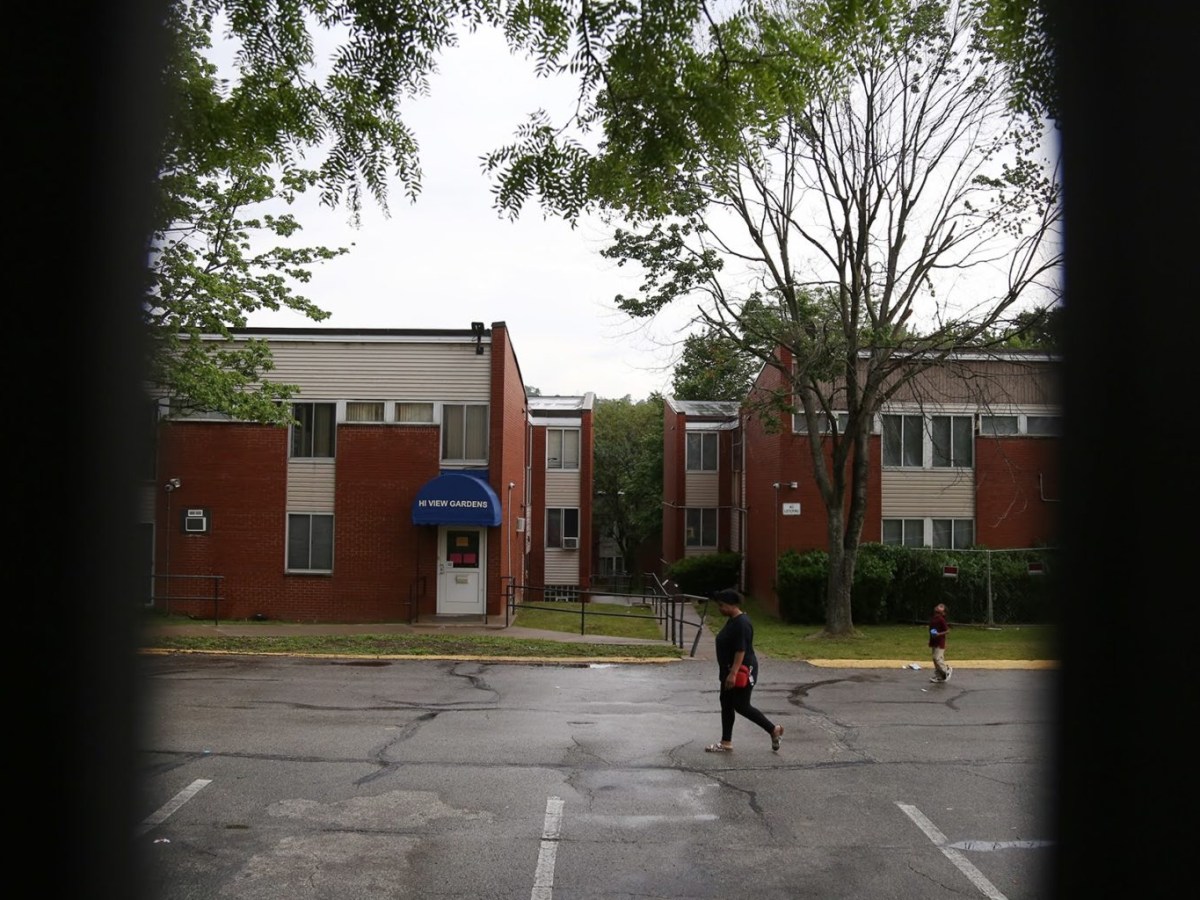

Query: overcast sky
[243,26,695,402]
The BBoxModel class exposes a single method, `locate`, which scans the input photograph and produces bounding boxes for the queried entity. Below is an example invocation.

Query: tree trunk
[824,542,857,635]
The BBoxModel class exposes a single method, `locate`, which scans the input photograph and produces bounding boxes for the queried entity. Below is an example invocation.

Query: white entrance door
[437,526,486,615]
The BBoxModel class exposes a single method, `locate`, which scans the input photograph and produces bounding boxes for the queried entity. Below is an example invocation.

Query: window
[685,508,717,547]
[442,404,489,461]
[1026,415,1062,436]
[599,555,626,575]
[883,518,972,548]
[395,402,434,423]
[931,415,973,468]
[547,428,580,470]
[883,519,926,547]
[980,415,1019,435]
[686,432,718,471]
[793,411,849,434]
[932,518,974,549]
[346,401,384,422]
[291,403,335,458]
[882,414,923,467]
[287,514,333,571]
[546,508,580,548]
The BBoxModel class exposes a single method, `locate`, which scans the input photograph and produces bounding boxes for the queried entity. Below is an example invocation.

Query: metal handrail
[505,576,710,657]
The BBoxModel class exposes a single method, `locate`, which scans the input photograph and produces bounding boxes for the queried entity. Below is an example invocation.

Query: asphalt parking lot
[137,652,1055,899]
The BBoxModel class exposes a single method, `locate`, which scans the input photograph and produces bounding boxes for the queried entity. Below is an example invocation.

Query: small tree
[592,395,664,579]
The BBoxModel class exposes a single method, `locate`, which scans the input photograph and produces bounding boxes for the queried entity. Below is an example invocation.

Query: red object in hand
[734,665,751,688]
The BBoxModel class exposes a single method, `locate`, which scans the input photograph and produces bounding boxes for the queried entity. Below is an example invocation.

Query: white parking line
[951,840,1053,851]
[137,779,212,837]
[896,802,1009,900]
[531,796,564,900]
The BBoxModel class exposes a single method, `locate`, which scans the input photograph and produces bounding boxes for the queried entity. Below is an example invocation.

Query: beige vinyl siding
[881,469,974,518]
[264,341,491,401]
[287,459,336,511]
[137,484,156,522]
[730,470,743,553]
[545,472,582,507]
[544,551,580,584]
[870,357,1060,407]
[684,472,720,506]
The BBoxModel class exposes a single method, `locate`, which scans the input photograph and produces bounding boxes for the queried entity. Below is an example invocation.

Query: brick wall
[974,436,1061,547]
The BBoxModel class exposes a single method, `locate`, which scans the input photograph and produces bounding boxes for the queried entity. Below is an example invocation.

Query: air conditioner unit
[515,517,526,533]
[562,536,579,549]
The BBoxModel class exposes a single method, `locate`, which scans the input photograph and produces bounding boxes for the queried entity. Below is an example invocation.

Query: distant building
[527,394,595,600]
[663,350,1061,614]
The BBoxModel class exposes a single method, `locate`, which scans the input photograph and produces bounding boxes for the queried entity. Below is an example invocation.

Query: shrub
[851,544,896,625]
[665,552,742,597]
[775,549,828,624]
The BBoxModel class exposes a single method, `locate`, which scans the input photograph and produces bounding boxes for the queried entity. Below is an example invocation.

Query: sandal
[771,725,784,751]
[705,743,733,753]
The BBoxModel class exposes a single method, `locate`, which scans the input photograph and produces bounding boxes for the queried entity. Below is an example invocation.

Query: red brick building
[662,350,1061,613]
[145,324,563,623]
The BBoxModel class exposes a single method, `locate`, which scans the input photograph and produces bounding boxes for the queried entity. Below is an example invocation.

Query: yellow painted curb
[803,659,1058,669]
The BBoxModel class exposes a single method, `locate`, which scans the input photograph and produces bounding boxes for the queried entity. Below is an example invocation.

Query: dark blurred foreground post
[1049,0,1192,893]
[9,1,168,897]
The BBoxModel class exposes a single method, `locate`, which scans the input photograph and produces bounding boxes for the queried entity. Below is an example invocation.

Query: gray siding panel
[685,472,719,506]
[287,460,336,511]
[545,472,582,507]
[545,552,580,584]
[264,342,491,401]
[881,469,975,517]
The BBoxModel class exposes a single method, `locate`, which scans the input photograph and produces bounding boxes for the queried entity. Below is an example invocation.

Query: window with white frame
[882,518,926,547]
[883,518,973,548]
[793,411,849,434]
[547,428,580,470]
[442,403,489,462]
[979,413,1060,436]
[546,508,580,548]
[686,432,718,471]
[287,513,333,571]
[1026,414,1062,435]
[685,508,717,547]
[346,401,384,422]
[882,414,923,467]
[932,518,974,549]
[599,554,626,575]
[931,415,974,468]
[291,403,336,458]
[395,401,435,423]
[980,415,1019,435]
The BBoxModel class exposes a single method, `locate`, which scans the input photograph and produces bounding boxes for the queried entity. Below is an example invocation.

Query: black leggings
[719,684,776,742]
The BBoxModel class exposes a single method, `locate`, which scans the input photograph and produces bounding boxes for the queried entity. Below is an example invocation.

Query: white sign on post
[782,502,802,516]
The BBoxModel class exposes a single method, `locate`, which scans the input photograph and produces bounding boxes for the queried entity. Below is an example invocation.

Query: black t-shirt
[715,612,759,683]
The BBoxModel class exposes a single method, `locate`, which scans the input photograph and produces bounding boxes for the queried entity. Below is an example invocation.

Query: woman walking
[705,590,784,753]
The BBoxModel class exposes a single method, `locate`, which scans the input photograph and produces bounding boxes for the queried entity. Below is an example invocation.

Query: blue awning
[411,472,502,526]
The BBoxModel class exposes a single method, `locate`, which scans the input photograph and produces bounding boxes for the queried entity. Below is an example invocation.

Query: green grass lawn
[142,599,1055,661]
[511,601,664,640]
[698,597,1056,661]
